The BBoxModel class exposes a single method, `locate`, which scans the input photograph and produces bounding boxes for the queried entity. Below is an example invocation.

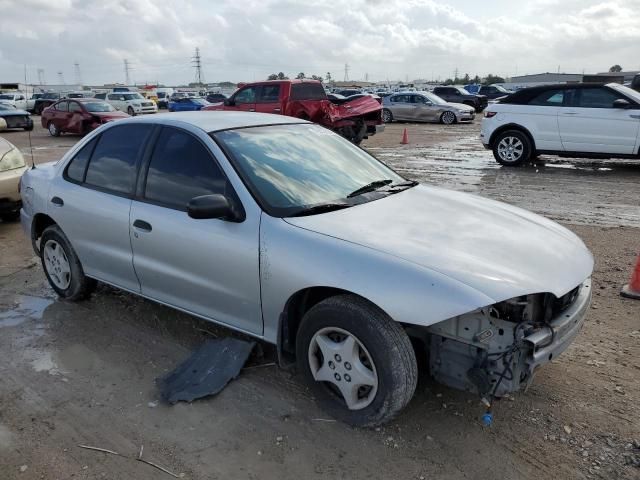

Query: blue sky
[0,0,638,86]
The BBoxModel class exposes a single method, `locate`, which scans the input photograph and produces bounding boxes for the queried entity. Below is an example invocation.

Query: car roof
[111,111,308,132]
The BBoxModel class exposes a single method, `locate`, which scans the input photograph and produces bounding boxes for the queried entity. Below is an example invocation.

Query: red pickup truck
[203,80,384,144]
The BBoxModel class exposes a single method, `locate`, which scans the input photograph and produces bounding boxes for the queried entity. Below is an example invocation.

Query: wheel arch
[31,213,57,254]
[277,286,387,367]
[489,123,537,151]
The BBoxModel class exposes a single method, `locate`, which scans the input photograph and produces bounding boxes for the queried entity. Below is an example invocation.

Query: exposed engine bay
[421,281,591,399]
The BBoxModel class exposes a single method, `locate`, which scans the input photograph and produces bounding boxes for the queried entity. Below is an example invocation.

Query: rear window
[290,83,327,101]
[528,90,565,106]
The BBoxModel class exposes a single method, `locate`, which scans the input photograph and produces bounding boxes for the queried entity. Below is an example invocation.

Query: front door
[254,84,281,114]
[129,126,262,335]
[227,86,258,112]
[48,124,154,292]
[558,86,640,154]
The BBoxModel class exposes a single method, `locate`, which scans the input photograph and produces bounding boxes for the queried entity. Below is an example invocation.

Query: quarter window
[65,138,97,182]
[85,125,153,194]
[576,88,622,108]
[144,128,227,210]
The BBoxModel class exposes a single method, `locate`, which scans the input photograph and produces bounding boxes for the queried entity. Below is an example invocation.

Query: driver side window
[235,87,257,104]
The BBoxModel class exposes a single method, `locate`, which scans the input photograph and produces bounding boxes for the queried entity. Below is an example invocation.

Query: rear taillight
[484,111,497,118]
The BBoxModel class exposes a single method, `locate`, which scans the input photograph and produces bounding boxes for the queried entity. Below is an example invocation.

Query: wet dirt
[1,123,639,479]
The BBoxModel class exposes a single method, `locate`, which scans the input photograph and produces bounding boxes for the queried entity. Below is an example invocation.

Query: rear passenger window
[65,138,97,182]
[260,85,280,102]
[144,128,227,210]
[290,83,326,100]
[85,125,152,194]
[528,90,564,106]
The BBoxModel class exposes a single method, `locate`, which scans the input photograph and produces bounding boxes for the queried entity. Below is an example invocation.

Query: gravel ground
[0,120,638,479]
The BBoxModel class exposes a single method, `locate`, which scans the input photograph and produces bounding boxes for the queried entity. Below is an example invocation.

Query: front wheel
[48,122,60,137]
[492,130,533,166]
[40,225,96,301]
[127,106,135,116]
[440,111,456,125]
[382,109,393,123]
[296,295,417,427]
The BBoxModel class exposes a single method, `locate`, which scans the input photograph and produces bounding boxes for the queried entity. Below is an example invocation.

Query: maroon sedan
[41,98,129,136]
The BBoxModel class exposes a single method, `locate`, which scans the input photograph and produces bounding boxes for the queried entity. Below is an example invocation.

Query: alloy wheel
[43,240,71,289]
[382,109,392,123]
[497,136,524,163]
[308,327,378,410]
[48,123,58,136]
[442,111,456,124]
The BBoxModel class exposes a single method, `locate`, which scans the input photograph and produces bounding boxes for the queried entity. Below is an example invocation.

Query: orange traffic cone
[621,254,640,300]
[401,128,409,145]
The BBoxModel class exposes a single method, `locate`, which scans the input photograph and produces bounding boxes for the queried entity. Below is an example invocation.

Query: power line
[192,48,204,86]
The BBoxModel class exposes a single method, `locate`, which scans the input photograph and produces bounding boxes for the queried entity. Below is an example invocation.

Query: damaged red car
[41,98,129,137]
[203,80,383,144]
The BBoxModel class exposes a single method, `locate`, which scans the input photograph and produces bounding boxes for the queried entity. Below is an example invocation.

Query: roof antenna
[24,63,36,169]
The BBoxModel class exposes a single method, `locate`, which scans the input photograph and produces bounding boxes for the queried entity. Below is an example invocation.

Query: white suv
[103,92,157,116]
[480,83,640,165]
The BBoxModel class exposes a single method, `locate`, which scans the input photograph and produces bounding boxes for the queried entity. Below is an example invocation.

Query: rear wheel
[47,122,60,137]
[382,109,393,123]
[440,111,456,125]
[296,295,417,426]
[40,225,96,301]
[492,130,533,166]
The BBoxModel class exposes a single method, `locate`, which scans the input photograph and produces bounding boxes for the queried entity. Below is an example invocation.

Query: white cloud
[0,0,638,85]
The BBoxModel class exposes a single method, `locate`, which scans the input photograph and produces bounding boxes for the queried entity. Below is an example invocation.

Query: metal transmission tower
[343,63,350,82]
[124,59,132,85]
[74,61,82,85]
[37,69,45,85]
[192,48,204,86]
[58,71,65,84]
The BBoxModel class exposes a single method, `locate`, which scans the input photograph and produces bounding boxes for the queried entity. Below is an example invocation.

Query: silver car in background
[20,112,593,426]
[382,91,476,124]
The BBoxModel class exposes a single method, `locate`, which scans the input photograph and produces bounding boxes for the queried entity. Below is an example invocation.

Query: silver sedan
[382,92,476,124]
[20,112,592,426]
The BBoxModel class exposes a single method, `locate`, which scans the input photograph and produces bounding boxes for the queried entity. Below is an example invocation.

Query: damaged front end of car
[422,280,592,399]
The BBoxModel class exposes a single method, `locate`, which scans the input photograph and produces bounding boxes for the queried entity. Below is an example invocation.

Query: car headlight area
[425,280,591,398]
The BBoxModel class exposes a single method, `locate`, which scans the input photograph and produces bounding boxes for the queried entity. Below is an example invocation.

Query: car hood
[0,108,30,116]
[444,102,475,112]
[92,111,129,119]
[285,185,593,301]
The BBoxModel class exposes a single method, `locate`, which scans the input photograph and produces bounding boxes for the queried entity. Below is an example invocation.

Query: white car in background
[0,92,28,111]
[103,92,157,116]
[481,83,640,165]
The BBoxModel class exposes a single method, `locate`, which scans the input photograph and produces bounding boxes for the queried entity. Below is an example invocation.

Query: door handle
[50,196,64,207]
[133,219,152,232]
[273,108,281,113]
[562,112,577,115]
[248,108,255,112]
[630,114,640,119]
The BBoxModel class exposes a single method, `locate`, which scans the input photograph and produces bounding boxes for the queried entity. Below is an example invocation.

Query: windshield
[422,92,447,104]
[0,94,14,100]
[123,93,144,100]
[213,124,405,216]
[85,102,115,112]
[454,87,469,94]
[609,83,640,103]
[43,93,59,99]
[494,85,509,93]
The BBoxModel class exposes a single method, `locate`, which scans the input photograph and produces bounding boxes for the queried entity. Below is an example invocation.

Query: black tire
[440,111,456,125]
[40,225,96,301]
[0,211,20,222]
[492,129,533,166]
[382,109,393,123]
[127,106,135,116]
[24,123,34,132]
[296,294,417,427]
[47,121,60,137]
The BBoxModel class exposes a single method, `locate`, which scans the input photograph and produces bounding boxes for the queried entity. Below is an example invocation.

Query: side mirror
[187,194,243,222]
[613,99,631,109]
[224,98,235,106]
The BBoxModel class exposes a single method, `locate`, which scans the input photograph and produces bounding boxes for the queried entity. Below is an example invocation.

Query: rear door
[129,126,262,334]
[558,86,640,154]
[227,85,258,112]
[254,84,282,114]
[48,124,154,291]
[389,94,413,120]
[519,88,566,151]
